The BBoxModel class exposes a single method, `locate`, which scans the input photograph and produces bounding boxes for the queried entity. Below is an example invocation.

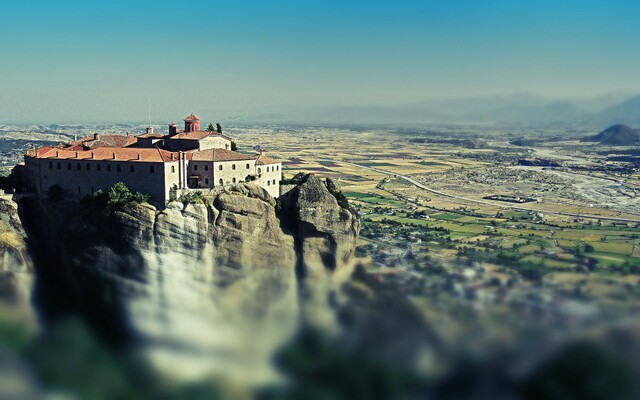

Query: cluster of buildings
[23,114,282,205]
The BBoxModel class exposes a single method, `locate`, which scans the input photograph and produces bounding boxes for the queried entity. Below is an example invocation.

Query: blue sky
[0,0,638,122]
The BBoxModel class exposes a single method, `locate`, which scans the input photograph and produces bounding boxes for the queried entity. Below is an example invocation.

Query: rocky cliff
[0,198,34,326]
[6,176,436,385]
[12,177,361,381]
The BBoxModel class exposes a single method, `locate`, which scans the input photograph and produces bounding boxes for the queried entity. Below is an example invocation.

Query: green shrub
[107,182,149,206]
[178,191,205,205]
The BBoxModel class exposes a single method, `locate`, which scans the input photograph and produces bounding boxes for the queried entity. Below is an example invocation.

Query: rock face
[283,176,360,278]
[0,198,35,325]
[20,181,359,382]
[213,185,295,270]
[11,178,439,384]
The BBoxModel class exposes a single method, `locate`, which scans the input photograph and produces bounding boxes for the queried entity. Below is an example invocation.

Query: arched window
[267,180,270,186]
[232,177,236,183]
[171,166,175,173]
[219,165,223,171]
[194,165,198,171]
[204,165,209,171]
[232,164,236,170]
[246,163,250,169]
[219,178,223,185]
[205,178,209,185]
[276,165,279,171]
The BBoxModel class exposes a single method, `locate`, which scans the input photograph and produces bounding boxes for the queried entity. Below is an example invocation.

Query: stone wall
[28,156,180,205]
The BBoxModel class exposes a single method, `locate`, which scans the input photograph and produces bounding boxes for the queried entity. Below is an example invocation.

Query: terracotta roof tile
[255,153,279,165]
[191,149,280,164]
[191,148,255,162]
[29,146,180,163]
[183,113,200,121]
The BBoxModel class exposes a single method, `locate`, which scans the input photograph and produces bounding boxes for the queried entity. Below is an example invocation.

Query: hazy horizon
[1,1,639,124]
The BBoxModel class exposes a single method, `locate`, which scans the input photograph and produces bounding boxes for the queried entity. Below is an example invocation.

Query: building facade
[23,113,281,205]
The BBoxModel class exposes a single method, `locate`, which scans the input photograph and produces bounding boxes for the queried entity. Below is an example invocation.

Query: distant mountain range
[269,93,640,128]
[585,124,640,146]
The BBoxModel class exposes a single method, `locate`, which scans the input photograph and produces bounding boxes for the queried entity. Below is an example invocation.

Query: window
[49,162,53,169]
[97,164,101,171]
[171,166,175,173]
[258,168,261,174]
[194,165,198,171]
[117,165,121,172]
[273,179,276,185]
[232,177,236,183]
[77,163,81,170]
[150,166,155,173]
[246,163,250,169]
[205,178,209,185]
[267,167,270,172]
[86,163,90,170]
[219,178,223,185]
[107,164,112,172]
[277,166,279,171]
[57,162,61,169]
[204,165,209,171]
[130,165,134,172]
[67,163,71,170]
[219,165,223,171]
[267,180,270,186]
[232,164,236,170]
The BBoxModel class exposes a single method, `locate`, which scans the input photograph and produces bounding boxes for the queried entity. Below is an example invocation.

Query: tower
[183,113,200,132]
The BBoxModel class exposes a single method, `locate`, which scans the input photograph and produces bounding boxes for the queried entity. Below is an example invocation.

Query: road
[328,159,640,224]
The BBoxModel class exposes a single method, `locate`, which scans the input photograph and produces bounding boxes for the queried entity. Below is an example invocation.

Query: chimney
[169,122,177,136]
[94,133,100,141]
[136,153,140,160]
[56,150,59,157]
[90,152,94,159]
[112,152,116,160]
[75,152,78,158]
[74,134,77,141]
[146,127,154,135]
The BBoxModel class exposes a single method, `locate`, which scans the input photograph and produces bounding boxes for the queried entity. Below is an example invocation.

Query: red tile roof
[191,148,255,162]
[66,134,137,150]
[137,132,166,139]
[169,130,212,140]
[183,113,200,121]
[255,152,279,165]
[191,149,280,164]
[168,130,234,141]
[28,146,182,163]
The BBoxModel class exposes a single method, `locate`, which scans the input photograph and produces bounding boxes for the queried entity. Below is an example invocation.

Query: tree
[207,123,215,132]
[230,141,237,151]
[106,182,148,206]
[216,123,222,133]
